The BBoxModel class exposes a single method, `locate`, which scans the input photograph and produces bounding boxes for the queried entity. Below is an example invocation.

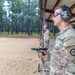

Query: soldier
[50,5,75,75]
[40,5,75,75]
[43,24,50,48]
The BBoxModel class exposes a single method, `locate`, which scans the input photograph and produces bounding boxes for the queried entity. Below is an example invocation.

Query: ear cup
[60,5,71,22]
[60,11,70,21]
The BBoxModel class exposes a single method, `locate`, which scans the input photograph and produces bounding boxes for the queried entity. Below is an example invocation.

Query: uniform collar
[58,25,72,35]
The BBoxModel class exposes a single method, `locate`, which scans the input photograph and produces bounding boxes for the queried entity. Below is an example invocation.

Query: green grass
[0,31,57,38]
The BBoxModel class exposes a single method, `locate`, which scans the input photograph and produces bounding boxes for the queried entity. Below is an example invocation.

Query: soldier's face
[43,26,46,30]
[52,8,62,27]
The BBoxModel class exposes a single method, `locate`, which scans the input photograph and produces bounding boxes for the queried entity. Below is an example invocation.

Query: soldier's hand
[40,50,48,56]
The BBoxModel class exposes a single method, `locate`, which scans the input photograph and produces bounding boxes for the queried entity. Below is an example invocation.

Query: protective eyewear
[53,13,61,18]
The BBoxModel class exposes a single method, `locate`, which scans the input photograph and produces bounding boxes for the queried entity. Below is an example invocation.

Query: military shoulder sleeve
[63,38,75,63]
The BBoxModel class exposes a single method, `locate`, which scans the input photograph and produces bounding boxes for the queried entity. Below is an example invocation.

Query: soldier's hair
[44,24,49,29]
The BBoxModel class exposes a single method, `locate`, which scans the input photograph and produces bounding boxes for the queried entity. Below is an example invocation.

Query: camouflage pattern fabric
[43,29,50,48]
[50,25,75,75]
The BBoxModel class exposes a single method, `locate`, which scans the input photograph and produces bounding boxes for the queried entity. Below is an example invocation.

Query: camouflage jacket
[50,25,75,75]
[43,29,50,42]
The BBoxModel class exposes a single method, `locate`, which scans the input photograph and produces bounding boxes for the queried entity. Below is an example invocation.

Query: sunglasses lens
[53,14,57,17]
[53,13,61,17]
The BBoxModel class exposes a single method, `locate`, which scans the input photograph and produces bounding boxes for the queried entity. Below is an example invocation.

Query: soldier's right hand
[40,50,48,56]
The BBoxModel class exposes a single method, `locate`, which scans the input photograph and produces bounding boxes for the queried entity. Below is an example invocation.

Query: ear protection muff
[46,25,49,29]
[60,5,71,22]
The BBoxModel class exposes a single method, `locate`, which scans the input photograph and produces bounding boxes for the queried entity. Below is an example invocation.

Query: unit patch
[70,49,75,56]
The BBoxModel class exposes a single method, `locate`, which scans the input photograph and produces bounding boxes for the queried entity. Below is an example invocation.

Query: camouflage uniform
[43,29,50,48]
[50,25,75,75]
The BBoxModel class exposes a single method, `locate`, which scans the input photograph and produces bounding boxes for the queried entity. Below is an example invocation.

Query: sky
[3,1,9,16]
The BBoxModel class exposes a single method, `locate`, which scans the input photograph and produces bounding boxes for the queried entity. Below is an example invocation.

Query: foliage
[0,0,41,35]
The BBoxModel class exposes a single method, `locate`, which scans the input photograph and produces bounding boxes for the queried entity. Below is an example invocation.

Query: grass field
[0,31,57,39]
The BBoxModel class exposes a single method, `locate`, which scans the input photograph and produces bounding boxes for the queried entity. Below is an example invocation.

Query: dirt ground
[0,37,40,75]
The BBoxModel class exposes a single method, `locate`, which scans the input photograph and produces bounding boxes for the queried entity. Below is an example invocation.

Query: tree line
[0,0,61,35]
